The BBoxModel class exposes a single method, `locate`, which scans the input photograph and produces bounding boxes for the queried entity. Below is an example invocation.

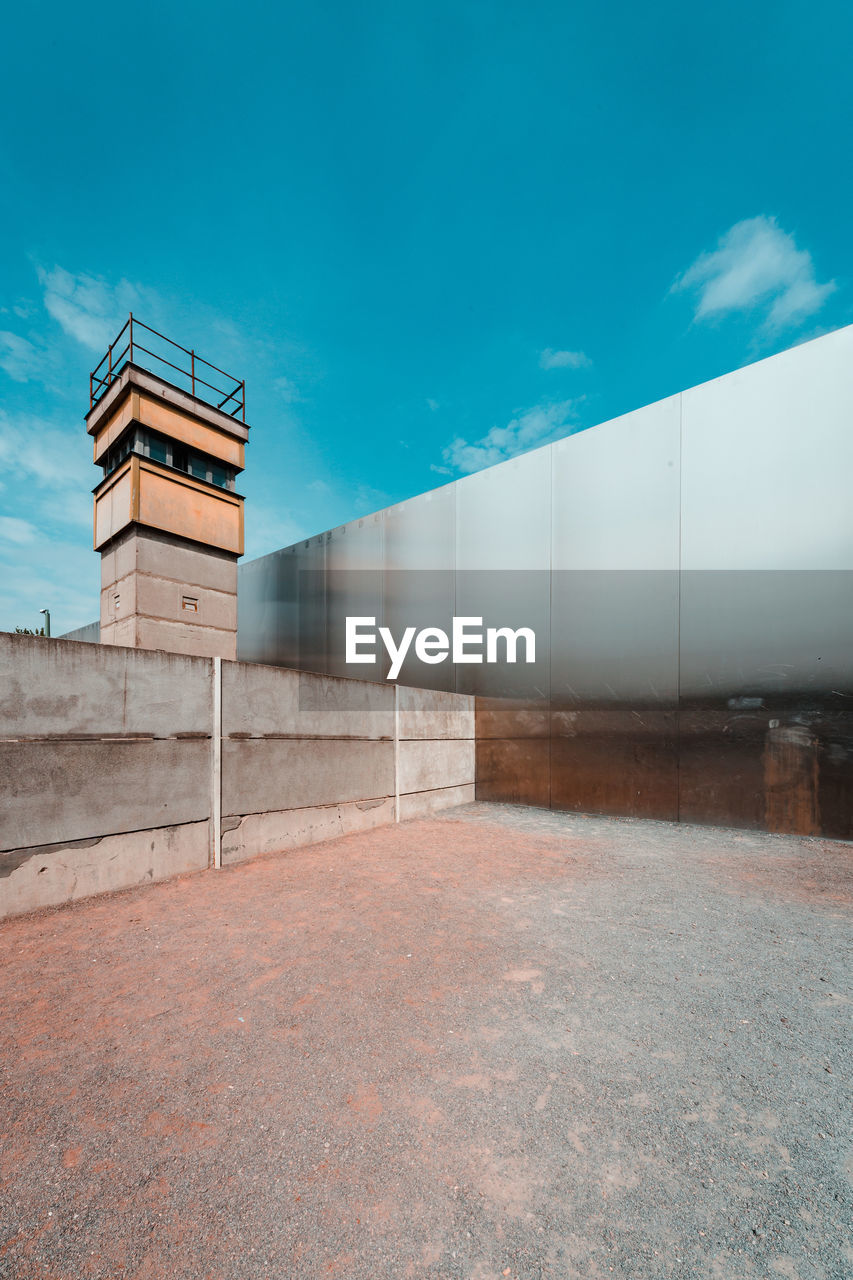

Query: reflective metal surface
[384,490,456,690]
[238,327,853,837]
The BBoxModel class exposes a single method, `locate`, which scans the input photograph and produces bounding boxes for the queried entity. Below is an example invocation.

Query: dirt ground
[1,802,851,1280]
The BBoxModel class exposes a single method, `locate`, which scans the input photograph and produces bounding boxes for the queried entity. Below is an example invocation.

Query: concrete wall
[0,633,474,919]
[397,686,476,820]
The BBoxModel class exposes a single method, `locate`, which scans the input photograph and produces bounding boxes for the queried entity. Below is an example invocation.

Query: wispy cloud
[0,414,90,494]
[0,538,100,633]
[539,347,591,370]
[0,515,38,545]
[0,411,100,631]
[0,331,42,382]
[36,265,151,351]
[672,216,835,330]
[0,412,92,528]
[441,399,582,475]
[273,375,301,403]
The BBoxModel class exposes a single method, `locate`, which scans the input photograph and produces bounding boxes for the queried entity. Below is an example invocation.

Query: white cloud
[426,397,440,411]
[539,347,591,370]
[0,414,99,631]
[0,331,41,382]
[0,515,38,545]
[672,216,835,330]
[0,412,92,528]
[0,538,100,634]
[36,265,148,351]
[442,399,582,475]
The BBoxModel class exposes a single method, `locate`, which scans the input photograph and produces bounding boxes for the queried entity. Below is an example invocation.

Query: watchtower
[87,317,248,659]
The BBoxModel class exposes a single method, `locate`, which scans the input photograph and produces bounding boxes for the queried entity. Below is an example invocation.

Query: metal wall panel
[678,329,853,836]
[325,516,384,681]
[550,396,681,818]
[680,327,853,573]
[237,548,296,667]
[454,448,552,700]
[454,449,552,801]
[382,488,456,690]
[237,327,853,837]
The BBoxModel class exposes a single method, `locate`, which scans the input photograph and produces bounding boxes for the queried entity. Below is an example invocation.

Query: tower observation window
[100,428,237,491]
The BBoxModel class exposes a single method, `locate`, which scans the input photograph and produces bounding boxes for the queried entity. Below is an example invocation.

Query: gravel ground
[0,802,851,1280]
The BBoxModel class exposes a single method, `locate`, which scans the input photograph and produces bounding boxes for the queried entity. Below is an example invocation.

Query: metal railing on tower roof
[89,314,246,422]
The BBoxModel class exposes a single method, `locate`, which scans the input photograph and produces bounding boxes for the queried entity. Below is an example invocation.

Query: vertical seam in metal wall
[394,681,400,822]
[212,656,222,867]
[676,394,683,824]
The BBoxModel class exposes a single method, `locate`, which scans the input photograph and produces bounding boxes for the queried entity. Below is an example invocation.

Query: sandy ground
[1,802,851,1280]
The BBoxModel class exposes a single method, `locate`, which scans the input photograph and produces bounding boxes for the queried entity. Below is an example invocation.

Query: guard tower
[87,316,248,659]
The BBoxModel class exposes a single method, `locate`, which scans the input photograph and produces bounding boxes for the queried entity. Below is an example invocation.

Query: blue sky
[1,0,851,632]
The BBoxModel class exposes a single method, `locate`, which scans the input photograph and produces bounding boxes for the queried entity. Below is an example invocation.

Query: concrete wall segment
[397,784,475,820]
[397,685,475,740]
[0,632,211,739]
[222,661,394,740]
[398,739,476,795]
[221,798,394,865]
[0,738,210,851]
[0,635,476,916]
[0,821,208,917]
[221,738,395,817]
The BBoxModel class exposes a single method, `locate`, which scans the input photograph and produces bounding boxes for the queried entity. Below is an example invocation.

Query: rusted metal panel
[136,461,243,555]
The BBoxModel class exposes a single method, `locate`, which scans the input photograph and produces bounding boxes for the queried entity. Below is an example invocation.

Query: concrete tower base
[100,526,238,659]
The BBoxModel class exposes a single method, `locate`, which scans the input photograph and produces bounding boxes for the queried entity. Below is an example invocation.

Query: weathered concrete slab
[397,782,475,820]
[133,616,236,659]
[222,797,394,864]
[0,821,208,918]
[0,632,211,739]
[397,685,475,740]
[398,738,476,795]
[102,575,237,634]
[102,526,238,596]
[0,638,475,916]
[221,738,394,817]
[222,662,394,739]
[0,739,210,850]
